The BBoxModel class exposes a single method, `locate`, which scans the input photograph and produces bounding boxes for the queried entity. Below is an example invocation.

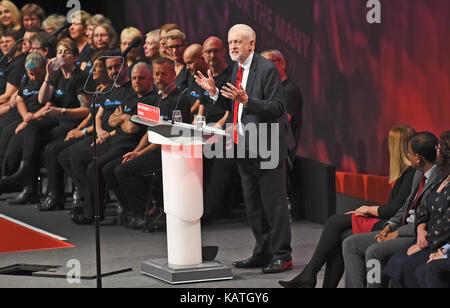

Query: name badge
[138,103,160,123]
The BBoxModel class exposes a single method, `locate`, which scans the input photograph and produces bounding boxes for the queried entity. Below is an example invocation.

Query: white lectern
[131,115,233,284]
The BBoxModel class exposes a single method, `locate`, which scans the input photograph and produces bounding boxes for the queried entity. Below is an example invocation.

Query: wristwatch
[82,128,88,136]
[61,108,66,116]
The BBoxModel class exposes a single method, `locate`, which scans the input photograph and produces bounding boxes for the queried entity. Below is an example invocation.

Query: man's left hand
[221,83,248,105]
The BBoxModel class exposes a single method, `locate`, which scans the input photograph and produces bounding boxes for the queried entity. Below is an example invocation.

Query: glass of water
[172,110,182,123]
[195,115,206,130]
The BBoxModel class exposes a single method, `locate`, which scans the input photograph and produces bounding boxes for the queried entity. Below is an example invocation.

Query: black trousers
[415,257,450,288]
[113,150,162,218]
[44,136,83,198]
[203,157,241,222]
[2,118,59,178]
[67,138,135,219]
[237,157,292,261]
[0,119,21,175]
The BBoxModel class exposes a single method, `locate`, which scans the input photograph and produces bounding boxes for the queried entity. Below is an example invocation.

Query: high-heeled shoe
[278,267,317,288]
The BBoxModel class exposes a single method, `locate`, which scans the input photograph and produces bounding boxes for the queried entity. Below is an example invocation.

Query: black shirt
[77,44,96,70]
[282,78,303,143]
[200,65,233,123]
[186,74,209,110]
[111,89,158,145]
[174,65,189,91]
[153,87,191,124]
[0,53,26,94]
[49,67,90,126]
[17,75,43,114]
[100,81,135,132]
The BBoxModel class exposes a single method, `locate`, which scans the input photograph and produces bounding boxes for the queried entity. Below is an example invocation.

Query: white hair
[229,24,256,41]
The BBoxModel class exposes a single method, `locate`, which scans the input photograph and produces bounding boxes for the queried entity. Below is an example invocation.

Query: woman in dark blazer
[279,125,416,288]
[383,131,450,288]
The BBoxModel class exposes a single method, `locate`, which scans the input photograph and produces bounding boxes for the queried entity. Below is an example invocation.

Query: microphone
[121,37,142,57]
[172,88,189,122]
[53,21,72,37]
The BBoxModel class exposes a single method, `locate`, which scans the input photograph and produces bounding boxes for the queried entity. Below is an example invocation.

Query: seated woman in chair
[279,125,416,288]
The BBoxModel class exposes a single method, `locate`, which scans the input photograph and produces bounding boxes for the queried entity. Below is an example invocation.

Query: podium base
[141,258,233,285]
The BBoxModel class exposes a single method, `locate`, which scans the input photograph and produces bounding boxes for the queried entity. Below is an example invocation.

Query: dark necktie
[233,66,244,144]
[402,175,426,225]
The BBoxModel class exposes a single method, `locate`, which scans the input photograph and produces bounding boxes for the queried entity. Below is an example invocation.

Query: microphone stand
[90,90,102,289]
[83,56,126,289]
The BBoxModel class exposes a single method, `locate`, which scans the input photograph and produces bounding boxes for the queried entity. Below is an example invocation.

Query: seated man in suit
[342,132,439,288]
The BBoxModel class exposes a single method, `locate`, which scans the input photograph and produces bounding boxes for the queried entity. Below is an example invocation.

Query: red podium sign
[138,103,160,122]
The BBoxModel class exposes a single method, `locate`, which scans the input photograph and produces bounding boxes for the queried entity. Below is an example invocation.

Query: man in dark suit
[342,132,439,288]
[195,24,292,274]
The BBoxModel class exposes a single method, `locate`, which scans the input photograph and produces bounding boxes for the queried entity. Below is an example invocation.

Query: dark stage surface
[0,193,339,289]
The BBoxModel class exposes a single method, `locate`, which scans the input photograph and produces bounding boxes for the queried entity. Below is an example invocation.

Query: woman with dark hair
[279,125,417,288]
[0,28,25,107]
[38,51,111,211]
[383,130,450,288]
[1,38,90,204]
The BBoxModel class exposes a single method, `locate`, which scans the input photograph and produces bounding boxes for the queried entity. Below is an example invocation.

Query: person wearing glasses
[165,29,188,90]
[1,38,89,205]
[28,31,57,60]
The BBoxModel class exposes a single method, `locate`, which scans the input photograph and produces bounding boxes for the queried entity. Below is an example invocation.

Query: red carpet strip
[0,215,74,254]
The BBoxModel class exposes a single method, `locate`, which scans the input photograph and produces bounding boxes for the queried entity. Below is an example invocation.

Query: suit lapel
[245,54,257,95]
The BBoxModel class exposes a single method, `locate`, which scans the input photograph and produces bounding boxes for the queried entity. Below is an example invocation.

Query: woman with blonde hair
[0,0,21,36]
[120,27,144,69]
[279,125,417,288]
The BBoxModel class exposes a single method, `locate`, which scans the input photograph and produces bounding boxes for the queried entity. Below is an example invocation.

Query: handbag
[352,214,380,234]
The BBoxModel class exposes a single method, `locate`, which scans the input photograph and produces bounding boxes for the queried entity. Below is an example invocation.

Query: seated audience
[0,52,47,198]
[165,29,188,90]
[120,27,146,73]
[68,10,95,71]
[29,31,57,60]
[0,29,26,106]
[21,26,42,54]
[279,125,416,288]
[64,52,134,224]
[20,3,45,31]
[92,21,119,53]
[113,57,191,230]
[158,23,180,59]
[37,51,111,212]
[0,1,21,37]
[415,241,450,288]
[383,130,450,287]
[42,14,67,40]
[143,29,160,62]
[342,132,440,288]
[2,38,89,205]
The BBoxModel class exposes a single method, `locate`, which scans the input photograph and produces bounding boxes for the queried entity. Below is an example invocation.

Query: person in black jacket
[279,125,416,288]
[383,130,450,288]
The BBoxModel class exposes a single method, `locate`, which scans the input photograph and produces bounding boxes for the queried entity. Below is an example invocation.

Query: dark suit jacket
[228,53,287,166]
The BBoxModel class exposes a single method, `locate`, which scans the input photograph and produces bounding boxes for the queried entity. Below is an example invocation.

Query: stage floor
[0,193,343,288]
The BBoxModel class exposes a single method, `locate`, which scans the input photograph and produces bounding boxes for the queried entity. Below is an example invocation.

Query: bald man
[71,62,158,224]
[182,44,211,115]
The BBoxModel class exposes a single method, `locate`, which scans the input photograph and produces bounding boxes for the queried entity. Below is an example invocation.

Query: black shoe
[38,194,65,212]
[8,187,38,205]
[71,213,94,225]
[278,266,317,288]
[68,199,84,215]
[232,256,271,269]
[262,257,293,274]
[144,206,163,226]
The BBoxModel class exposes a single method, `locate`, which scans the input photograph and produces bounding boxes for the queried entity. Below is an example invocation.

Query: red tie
[402,175,426,225]
[233,66,244,144]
